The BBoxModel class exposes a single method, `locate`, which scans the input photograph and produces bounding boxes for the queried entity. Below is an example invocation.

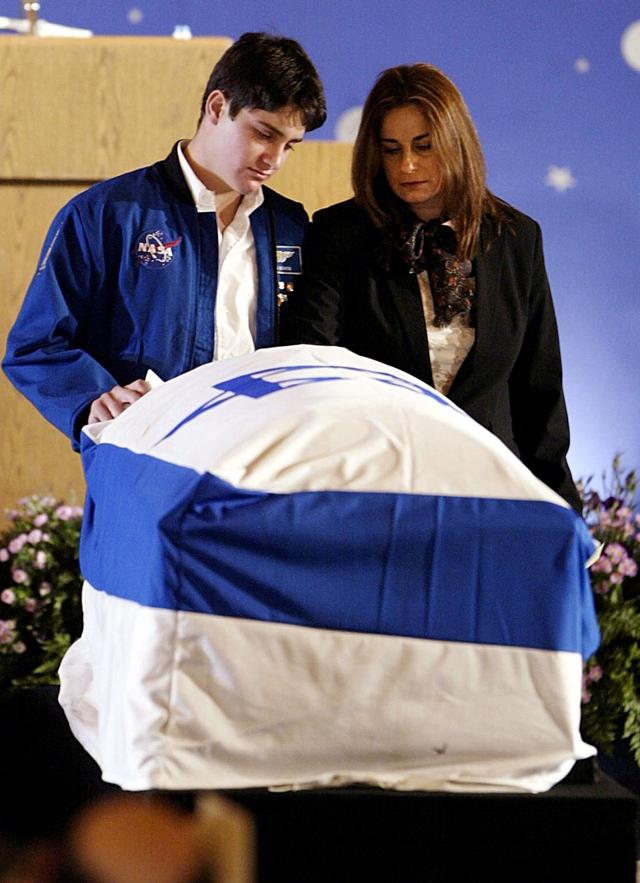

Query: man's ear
[204,90,227,124]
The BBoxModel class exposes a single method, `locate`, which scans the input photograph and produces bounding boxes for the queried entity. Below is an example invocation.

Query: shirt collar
[177,140,264,216]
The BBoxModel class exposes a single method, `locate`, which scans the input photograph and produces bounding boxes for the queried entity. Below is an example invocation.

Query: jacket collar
[156,142,193,205]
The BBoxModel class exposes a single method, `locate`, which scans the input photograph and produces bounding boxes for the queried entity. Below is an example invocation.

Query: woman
[283,63,581,512]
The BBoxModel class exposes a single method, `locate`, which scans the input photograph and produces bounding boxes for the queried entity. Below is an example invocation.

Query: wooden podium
[0,36,353,521]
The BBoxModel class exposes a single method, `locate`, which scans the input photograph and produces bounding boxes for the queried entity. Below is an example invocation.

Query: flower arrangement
[579,455,640,764]
[0,495,84,692]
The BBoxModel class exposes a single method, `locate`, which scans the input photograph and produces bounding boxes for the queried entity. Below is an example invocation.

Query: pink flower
[594,580,611,595]
[0,620,16,644]
[41,533,50,542]
[619,558,638,578]
[11,569,28,585]
[8,535,26,554]
[33,513,49,527]
[34,550,47,570]
[592,556,612,574]
[24,598,37,612]
[27,529,43,544]
[0,548,9,562]
[610,572,624,585]
[39,582,51,597]
[55,505,75,521]
[586,664,603,683]
[605,543,626,564]
[12,641,27,654]
[1,589,16,604]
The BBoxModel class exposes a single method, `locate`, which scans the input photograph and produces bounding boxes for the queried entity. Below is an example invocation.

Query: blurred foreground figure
[0,794,254,883]
[68,793,254,883]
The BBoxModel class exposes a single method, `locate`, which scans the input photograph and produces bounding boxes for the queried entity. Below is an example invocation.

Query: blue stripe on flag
[80,442,599,659]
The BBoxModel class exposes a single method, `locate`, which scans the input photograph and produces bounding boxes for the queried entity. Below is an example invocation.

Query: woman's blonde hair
[352,63,509,260]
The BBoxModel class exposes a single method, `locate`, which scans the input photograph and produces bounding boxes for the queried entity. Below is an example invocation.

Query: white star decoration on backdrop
[621,20,640,71]
[127,7,143,25]
[545,165,577,193]
[574,57,590,73]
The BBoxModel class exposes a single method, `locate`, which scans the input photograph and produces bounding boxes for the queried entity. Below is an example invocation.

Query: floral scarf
[396,218,475,327]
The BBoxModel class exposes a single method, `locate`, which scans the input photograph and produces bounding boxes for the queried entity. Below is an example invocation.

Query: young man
[3,32,326,449]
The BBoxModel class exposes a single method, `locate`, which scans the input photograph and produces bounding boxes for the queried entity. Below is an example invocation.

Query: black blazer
[283,198,581,512]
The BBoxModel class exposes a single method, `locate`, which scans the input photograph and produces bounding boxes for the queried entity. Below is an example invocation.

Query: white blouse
[418,271,475,396]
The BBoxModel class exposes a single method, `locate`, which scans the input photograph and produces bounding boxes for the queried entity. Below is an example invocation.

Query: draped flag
[59,344,599,793]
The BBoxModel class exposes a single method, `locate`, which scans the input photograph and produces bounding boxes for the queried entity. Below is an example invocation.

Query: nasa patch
[135,230,183,268]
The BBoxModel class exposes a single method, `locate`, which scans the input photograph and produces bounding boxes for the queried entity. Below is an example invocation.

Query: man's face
[201,92,306,195]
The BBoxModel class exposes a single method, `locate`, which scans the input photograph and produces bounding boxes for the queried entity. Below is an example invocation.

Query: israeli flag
[59,345,599,793]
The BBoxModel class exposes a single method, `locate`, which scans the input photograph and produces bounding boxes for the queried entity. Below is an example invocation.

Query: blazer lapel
[385,270,435,386]
[448,216,504,396]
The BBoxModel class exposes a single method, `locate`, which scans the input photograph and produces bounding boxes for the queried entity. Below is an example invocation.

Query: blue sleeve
[3,202,119,450]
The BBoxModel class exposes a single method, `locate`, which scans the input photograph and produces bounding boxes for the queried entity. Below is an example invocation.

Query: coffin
[59,345,598,793]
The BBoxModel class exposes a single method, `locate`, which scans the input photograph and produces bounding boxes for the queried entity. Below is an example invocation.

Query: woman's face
[379,104,444,221]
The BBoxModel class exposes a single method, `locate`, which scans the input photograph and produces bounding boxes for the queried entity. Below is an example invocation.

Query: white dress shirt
[177,141,264,360]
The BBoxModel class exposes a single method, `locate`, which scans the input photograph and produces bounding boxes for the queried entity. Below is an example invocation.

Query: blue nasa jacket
[3,143,306,449]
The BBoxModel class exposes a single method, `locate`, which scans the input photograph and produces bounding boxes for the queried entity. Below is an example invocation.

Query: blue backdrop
[4,0,639,486]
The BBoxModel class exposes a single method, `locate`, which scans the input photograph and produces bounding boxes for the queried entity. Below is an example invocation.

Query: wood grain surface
[0,36,233,181]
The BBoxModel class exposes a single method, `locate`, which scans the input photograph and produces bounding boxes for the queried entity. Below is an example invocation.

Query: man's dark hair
[199,32,326,131]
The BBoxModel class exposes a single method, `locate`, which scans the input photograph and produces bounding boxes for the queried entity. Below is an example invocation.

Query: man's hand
[88,379,151,424]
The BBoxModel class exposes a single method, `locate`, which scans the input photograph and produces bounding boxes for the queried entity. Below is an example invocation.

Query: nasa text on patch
[135,230,183,269]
